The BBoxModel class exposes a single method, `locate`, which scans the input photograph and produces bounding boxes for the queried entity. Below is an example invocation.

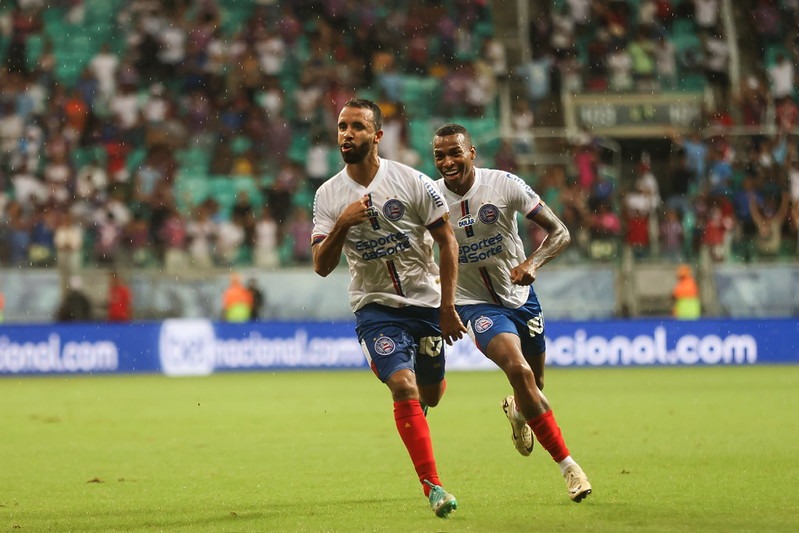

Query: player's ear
[374,129,383,144]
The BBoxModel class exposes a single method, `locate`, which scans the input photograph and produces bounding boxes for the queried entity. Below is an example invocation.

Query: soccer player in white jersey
[432,123,592,503]
[312,100,467,518]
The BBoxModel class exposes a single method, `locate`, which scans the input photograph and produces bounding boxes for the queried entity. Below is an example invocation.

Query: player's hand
[510,262,537,286]
[439,306,467,345]
[339,196,371,228]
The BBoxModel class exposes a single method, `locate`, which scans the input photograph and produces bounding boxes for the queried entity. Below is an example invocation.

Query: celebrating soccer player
[432,123,592,503]
[311,99,467,518]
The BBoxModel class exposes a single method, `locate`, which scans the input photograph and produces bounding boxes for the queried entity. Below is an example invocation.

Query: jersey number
[419,336,443,357]
[527,315,544,337]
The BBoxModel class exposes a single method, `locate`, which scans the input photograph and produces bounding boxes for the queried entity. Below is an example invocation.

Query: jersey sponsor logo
[458,233,504,263]
[382,199,405,220]
[457,215,476,228]
[421,177,445,207]
[374,336,396,355]
[474,316,494,334]
[355,231,411,260]
[506,172,537,198]
[478,204,499,224]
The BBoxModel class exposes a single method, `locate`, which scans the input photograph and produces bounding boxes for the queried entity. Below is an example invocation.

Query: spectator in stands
[305,132,333,192]
[185,204,217,269]
[752,0,783,52]
[106,270,133,322]
[588,199,622,260]
[215,213,246,266]
[573,138,598,192]
[623,185,654,260]
[515,47,555,117]
[53,209,83,280]
[666,156,696,216]
[285,206,313,264]
[560,177,591,259]
[582,30,608,91]
[660,207,685,262]
[629,28,657,90]
[89,43,119,100]
[28,205,57,267]
[737,75,769,126]
[510,99,535,154]
[653,34,677,89]
[247,278,265,321]
[749,190,790,257]
[692,0,721,37]
[267,159,305,227]
[673,131,709,185]
[5,200,32,267]
[767,53,795,104]
[56,275,92,322]
[672,264,701,319]
[607,40,634,92]
[254,206,279,269]
[703,30,731,110]
[732,174,760,262]
[222,272,252,322]
[701,193,734,262]
[159,205,189,273]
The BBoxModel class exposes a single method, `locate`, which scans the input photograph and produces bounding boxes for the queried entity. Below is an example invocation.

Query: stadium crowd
[518,0,799,264]
[0,0,796,279]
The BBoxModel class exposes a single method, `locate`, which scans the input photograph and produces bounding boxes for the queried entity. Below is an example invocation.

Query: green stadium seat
[25,34,44,70]
[400,76,441,118]
[175,173,212,212]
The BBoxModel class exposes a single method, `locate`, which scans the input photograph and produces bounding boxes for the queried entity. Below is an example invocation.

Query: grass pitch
[1,366,798,532]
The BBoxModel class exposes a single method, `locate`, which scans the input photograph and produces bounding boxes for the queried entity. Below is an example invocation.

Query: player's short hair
[434,123,472,145]
[342,98,383,131]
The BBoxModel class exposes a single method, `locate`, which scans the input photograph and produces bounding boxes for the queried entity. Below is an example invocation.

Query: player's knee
[505,361,535,389]
[419,383,443,407]
[387,370,418,401]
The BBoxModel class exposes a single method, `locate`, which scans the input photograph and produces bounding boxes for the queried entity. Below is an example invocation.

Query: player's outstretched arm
[429,220,467,344]
[511,202,571,286]
[313,196,370,277]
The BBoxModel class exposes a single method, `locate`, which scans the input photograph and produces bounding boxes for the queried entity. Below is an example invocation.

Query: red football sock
[529,410,570,463]
[394,399,440,496]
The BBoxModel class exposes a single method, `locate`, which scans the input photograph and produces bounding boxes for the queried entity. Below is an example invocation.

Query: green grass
[1,366,798,532]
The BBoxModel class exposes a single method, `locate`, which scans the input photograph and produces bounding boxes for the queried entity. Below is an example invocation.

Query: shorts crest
[374,336,396,355]
[473,316,494,334]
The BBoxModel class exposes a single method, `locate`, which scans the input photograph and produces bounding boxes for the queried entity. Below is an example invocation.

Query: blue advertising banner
[0,318,796,377]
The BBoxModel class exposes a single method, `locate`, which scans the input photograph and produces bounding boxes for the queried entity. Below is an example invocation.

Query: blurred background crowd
[0,0,797,286]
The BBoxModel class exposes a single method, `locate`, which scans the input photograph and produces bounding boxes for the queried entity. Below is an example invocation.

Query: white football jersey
[437,168,542,308]
[313,158,450,312]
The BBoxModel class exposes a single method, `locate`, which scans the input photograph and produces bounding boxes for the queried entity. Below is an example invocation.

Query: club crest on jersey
[457,215,475,228]
[474,316,494,334]
[374,336,396,355]
[478,204,499,224]
[382,199,405,221]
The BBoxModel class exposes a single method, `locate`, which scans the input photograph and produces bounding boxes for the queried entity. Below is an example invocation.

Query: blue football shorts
[457,286,547,356]
[355,303,445,385]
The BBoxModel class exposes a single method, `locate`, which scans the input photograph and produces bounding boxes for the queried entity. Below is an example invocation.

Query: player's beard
[340,141,371,164]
